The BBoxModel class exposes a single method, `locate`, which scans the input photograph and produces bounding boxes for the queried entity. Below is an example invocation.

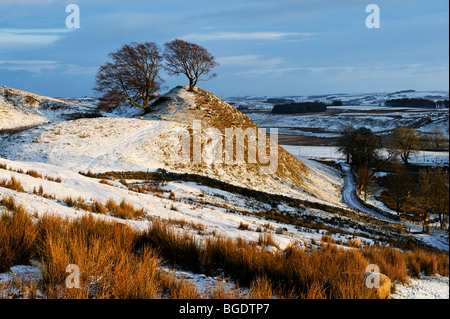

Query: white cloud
[0,60,59,73]
[217,55,285,67]
[217,55,355,77]
[0,0,58,5]
[217,55,361,77]
[0,60,97,75]
[0,28,75,48]
[182,31,312,41]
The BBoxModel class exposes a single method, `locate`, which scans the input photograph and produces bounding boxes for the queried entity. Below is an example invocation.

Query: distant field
[242,103,449,149]
[281,145,449,166]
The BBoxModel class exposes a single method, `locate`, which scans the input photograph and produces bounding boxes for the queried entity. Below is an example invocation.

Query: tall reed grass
[1,195,448,299]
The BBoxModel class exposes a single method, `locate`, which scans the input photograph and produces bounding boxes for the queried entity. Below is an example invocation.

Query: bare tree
[419,167,449,231]
[356,166,374,202]
[163,39,219,91]
[95,42,164,109]
[336,126,381,168]
[384,161,411,215]
[430,129,449,151]
[336,125,355,164]
[390,127,420,165]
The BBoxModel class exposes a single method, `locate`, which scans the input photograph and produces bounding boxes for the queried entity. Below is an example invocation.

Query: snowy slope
[0,86,96,130]
[0,157,320,250]
[0,86,344,206]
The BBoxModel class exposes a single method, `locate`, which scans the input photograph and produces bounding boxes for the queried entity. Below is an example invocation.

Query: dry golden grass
[158,271,201,299]
[0,197,201,299]
[0,197,37,272]
[35,213,201,299]
[361,245,449,283]
[164,217,205,233]
[60,195,145,220]
[26,170,42,179]
[257,233,279,248]
[238,221,251,231]
[246,276,277,299]
[0,163,61,183]
[136,223,449,299]
[0,176,25,192]
[1,195,449,300]
[105,198,146,220]
[362,245,409,284]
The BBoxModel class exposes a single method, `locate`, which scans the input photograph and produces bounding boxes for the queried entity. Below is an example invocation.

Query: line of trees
[94,39,219,110]
[271,100,343,114]
[336,126,449,232]
[338,126,448,168]
[271,102,328,114]
[385,98,449,109]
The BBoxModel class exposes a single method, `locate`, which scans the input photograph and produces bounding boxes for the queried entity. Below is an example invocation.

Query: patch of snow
[391,275,449,299]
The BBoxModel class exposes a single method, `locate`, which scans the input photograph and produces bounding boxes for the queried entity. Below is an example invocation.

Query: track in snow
[340,163,398,223]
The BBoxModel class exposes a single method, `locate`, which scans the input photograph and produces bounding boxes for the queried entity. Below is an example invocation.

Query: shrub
[0,176,25,192]
[105,198,146,220]
[238,222,250,231]
[26,170,43,179]
[258,233,278,248]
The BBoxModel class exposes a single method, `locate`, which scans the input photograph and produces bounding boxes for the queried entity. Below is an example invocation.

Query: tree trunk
[188,78,196,91]
[423,211,430,234]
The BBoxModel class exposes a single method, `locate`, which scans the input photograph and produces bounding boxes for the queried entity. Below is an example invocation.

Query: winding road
[340,163,398,222]
[341,163,449,251]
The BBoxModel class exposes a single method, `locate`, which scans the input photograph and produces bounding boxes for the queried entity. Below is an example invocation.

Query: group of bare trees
[390,127,448,165]
[336,126,449,232]
[381,164,449,233]
[387,128,449,232]
[94,39,218,110]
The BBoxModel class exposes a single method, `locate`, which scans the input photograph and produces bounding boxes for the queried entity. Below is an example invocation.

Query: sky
[0,0,448,98]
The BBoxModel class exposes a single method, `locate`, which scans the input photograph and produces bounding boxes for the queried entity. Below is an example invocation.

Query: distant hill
[227,90,449,108]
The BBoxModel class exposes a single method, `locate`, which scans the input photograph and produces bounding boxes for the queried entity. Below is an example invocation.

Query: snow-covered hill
[1,85,448,299]
[0,86,97,130]
[0,86,343,205]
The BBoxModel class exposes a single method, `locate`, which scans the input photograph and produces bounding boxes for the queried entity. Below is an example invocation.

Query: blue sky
[0,0,448,98]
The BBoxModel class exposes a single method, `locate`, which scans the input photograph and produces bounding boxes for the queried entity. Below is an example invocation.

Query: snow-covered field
[281,145,449,166]
[227,89,449,107]
[246,109,449,137]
